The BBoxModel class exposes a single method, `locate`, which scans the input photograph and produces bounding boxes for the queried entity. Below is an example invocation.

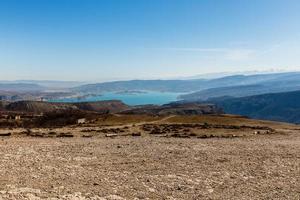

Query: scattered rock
[82,135,93,138]
[105,133,118,138]
[0,132,11,136]
[57,132,74,137]
[132,132,141,137]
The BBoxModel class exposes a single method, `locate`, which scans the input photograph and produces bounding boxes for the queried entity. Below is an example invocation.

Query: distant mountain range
[73,72,300,94]
[0,83,46,92]
[0,81,83,100]
[181,70,287,80]
[2,72,300,95]
[180,72,300,100]
[72,79,205,93]
[0,80,84,89]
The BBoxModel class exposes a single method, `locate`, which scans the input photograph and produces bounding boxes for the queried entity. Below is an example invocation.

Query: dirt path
[100,115,176,129]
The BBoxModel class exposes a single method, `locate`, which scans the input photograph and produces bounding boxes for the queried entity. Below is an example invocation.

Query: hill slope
[1,100,221,116]
[206,90,300,123]
[4,100,129,114]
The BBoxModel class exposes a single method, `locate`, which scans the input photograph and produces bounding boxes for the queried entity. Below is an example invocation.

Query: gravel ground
[0,133,299,199]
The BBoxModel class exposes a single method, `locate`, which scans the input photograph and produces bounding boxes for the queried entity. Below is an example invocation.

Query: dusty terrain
[0,115,299,199]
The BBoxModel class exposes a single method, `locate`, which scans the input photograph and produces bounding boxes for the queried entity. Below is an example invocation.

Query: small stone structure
[77,118,86,124]
[15,115,21,120]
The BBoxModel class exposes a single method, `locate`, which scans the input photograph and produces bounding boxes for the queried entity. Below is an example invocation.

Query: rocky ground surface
[0,132,299,199]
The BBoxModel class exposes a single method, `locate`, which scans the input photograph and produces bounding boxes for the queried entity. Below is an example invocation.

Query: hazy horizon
[0,69,298,83]
[1,0,300,81]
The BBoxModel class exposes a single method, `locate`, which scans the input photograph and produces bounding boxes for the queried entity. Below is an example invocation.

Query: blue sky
[0,0,300,81]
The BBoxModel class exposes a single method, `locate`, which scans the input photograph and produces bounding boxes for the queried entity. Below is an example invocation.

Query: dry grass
[93,114,164,125]
[163,115,297,129]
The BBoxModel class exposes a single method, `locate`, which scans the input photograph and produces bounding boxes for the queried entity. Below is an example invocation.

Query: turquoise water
[51,91,182,106]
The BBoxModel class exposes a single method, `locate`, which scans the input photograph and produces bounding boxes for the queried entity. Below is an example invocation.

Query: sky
[0,0,300,81]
